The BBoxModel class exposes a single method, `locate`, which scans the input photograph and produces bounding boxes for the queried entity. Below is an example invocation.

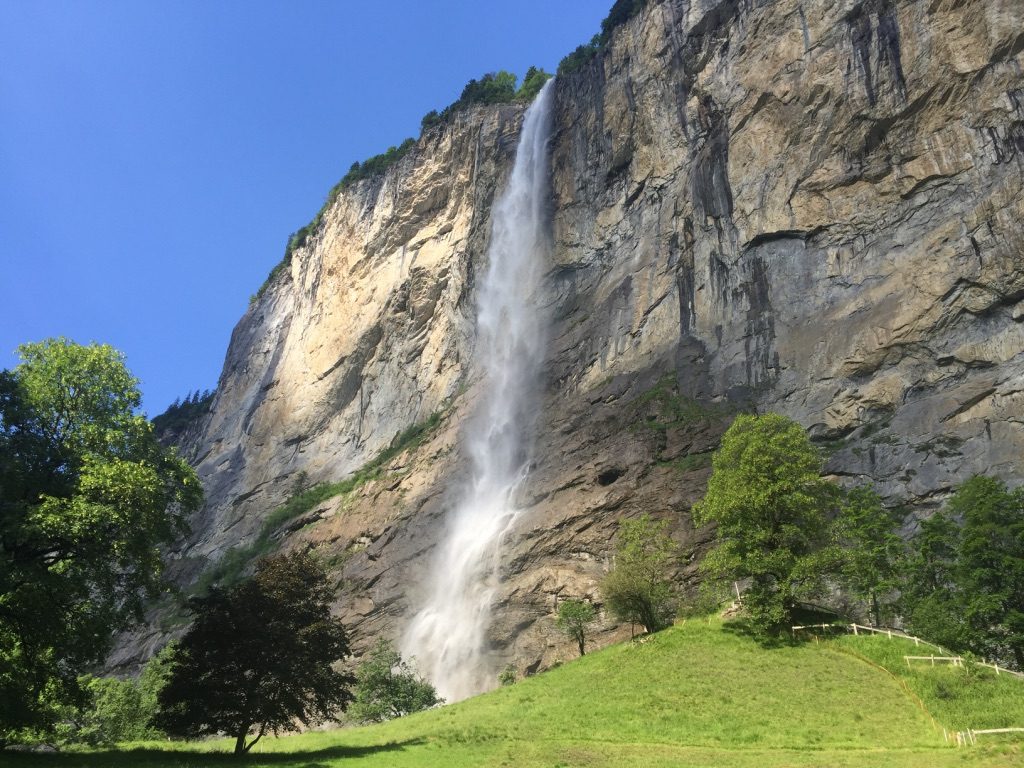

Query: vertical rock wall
[115,0,1023,676]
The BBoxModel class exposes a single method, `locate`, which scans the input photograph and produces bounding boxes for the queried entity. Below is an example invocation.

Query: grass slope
[833,632,1024,736]
[9,619,1022,767]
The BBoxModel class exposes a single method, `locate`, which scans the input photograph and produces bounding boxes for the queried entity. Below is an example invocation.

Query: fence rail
[788,622,1024,747]
[792,623,1024,680]
[975,660,1024,679]
[791,623,946,651]
[952,727,1024,746]
[904,655,962,667]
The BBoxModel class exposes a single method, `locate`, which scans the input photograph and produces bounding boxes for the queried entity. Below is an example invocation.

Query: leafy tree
[458,71,517,106]
[515,67,552,102]
[0,338,201,744]
[556,599,597,656]
[558,35,603,77]
[834,487,905,626]
[901,510,963,651]
[693,413,840,635]
[420,109,442,132]
[601,514,678,635]
[62,644,172,748]
[950,476,1024,668]
[349,639,441,723]
[904,477,1024,668]
[154,553,353,754]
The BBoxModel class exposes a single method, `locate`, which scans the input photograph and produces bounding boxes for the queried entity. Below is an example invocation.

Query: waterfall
[403,80,555,702]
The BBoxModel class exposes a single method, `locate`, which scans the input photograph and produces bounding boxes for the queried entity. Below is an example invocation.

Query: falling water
[403,80,556,702]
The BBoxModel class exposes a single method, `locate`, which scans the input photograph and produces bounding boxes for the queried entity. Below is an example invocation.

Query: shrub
[192,409,446,593]
[498,665,517,687]
[602,514,678,635]
[349,639,441,723]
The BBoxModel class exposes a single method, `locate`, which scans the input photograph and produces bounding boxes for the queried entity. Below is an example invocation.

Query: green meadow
[8,618,1022,767]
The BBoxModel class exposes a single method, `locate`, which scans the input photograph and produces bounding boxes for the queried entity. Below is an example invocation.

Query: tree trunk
[234,730,247,755]
[871,592,881,627]
[577,634,586,656]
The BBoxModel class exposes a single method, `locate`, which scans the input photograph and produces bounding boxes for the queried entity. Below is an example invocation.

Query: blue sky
[0,1,609,415]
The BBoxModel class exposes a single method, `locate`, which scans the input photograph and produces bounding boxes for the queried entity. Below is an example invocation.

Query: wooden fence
[904,655,962,667]
[951,728,1024,746]
[792,621,1024,746]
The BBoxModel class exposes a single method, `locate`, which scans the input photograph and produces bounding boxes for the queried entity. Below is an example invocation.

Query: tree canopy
[556,599,598,656]
[0,338,201,743]
[154,552,354,754]
[903,476,1024,669]
[601,514,678,635]
[693,413,840,633]
[834,487,905,626]
[348,639,441,724]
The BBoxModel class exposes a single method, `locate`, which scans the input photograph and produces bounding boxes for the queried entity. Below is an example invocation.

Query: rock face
[113,0,1024,682]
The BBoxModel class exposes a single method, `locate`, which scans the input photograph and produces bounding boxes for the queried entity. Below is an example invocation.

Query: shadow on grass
[722,604,850,648]
[2,739,426,767]
[721,617,799,649]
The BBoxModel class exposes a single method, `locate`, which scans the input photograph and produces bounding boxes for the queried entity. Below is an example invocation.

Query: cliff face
[112,0,1024,676]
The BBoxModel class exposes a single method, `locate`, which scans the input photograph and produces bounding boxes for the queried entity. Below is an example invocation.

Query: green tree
[349,639,441,724]
[601,514,678,635]
[556,599,597,656]
[515,67,552,101]
[0,338,201,744]
[952,476,1024,668]
[901,510,963,651]
[154,553,353,754]
[693,413,840,634]
[834,487,905,626]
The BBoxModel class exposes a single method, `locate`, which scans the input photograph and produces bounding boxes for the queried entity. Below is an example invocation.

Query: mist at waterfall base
[402,81,555,702]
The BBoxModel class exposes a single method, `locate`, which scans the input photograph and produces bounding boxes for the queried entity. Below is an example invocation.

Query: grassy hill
[8,618,1023,767]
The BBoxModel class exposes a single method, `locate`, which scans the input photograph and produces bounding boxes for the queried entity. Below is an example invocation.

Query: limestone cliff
[112,0,1023,678]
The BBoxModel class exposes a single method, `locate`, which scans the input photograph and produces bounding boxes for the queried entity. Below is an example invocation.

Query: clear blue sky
[0,1,609,415]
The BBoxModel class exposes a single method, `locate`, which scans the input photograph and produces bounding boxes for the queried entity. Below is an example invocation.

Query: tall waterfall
[403,80,555,702]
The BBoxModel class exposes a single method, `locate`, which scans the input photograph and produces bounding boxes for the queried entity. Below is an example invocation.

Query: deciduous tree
[693,413,840,634]
[349,639,441,723]
[154,553,354,754]
[556,599,597,656]
[834,487,905,626]
[601,514,678,635]
[0,338,201,743]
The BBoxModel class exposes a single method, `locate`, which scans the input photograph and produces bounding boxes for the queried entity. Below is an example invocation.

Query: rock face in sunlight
[112,0,1024,688]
